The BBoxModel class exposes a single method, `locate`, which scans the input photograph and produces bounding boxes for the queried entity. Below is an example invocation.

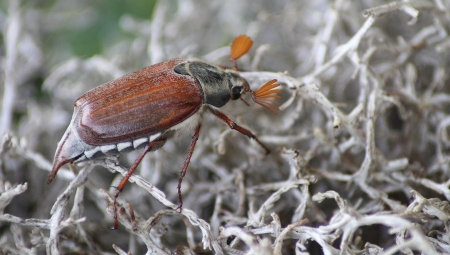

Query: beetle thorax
[174,61,246,108]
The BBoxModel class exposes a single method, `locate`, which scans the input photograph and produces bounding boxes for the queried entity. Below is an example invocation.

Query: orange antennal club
[251,79,282,114]
[230,35,253,62]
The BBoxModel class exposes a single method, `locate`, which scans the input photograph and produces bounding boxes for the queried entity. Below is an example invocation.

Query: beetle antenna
[230,35,253,70]
[251,79,282,114]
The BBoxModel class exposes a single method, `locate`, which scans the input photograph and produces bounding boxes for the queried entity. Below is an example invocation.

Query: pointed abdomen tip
[47,159,70,184]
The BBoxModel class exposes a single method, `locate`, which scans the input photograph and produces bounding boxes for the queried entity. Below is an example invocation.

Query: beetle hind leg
[111,137,167,229]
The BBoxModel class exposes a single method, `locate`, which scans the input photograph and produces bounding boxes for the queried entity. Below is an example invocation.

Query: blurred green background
[3,0,158,59]
[61,0,156,57]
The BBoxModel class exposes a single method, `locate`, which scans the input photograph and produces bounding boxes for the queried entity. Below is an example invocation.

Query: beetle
[48,35,281,229]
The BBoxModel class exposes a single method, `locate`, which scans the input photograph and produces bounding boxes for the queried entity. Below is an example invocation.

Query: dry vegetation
[1,0,450,254]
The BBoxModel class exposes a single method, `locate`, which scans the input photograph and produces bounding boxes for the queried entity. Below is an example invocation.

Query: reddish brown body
[50,59,207,176]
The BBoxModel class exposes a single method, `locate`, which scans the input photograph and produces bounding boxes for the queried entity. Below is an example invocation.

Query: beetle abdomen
[77,132,163,162]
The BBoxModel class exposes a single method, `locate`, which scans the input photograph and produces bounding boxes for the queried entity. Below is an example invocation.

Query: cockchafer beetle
[48,35,281,229]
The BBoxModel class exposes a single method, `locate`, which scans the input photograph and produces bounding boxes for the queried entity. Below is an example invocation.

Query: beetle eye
[231,86,242,100]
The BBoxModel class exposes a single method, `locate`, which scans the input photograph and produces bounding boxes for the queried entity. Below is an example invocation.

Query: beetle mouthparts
[250,79,282,114]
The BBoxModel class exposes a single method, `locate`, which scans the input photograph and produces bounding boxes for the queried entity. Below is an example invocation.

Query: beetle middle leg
[176,124,202,212]
[206,106,270,154]
[111,138,166,229]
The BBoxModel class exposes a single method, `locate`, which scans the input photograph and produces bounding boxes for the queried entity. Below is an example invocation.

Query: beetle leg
[207,106,270,154]
[176,124,202,212]
[112,137,166,229]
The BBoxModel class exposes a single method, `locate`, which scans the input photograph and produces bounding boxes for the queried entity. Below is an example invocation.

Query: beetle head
[226,71,250,101]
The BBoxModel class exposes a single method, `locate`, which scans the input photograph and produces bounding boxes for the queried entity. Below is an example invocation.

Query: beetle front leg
[176,124,202,212]
[112,138,166,229]
[207,106,270,154]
